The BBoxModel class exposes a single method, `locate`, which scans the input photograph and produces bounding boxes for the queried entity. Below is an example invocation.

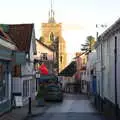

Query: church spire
[48,0,56,23]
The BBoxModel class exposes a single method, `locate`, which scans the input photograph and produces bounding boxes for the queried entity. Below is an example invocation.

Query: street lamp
[96,24,107,40]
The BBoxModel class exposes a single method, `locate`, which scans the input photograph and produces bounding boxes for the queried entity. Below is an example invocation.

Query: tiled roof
[58,61,76,77]
[0,28,15,44]
[73,52,85,59]
[6,24,33,52]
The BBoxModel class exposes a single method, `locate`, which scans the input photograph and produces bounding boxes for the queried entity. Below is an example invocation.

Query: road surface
[31,94,106,120]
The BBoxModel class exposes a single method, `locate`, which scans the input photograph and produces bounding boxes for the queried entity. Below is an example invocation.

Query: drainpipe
[114,36,118,120]
[100,39,103,112]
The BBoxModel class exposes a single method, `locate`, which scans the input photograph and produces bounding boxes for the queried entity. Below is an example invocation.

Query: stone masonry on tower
[39,0,67,73]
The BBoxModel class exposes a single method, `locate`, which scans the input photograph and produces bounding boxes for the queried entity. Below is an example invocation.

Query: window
[12,65,21,77]
[40,53,48,60]
[0,64,5,101]
[60,56,62,63]
[47,86,59,92]
[23,80,29,97]
[49,32,54,41]
[0,62,8,101]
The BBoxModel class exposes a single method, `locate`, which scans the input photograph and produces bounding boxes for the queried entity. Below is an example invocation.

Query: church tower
[40,0,67,73]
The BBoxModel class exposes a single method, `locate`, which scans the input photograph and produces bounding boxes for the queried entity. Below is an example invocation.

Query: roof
[73,52,85,59]
[95,17,120,48]
[36,39,54,52]
[0,28,17,50]
[0,28,15,44]
[3,24,34,52]
[58,61,76,77]
[100,18,120,39]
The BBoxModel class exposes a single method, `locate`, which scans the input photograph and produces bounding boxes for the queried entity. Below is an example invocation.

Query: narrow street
[31,94,106,120]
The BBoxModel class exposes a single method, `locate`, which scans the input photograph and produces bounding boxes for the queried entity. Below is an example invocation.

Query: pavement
[0,100,51,120]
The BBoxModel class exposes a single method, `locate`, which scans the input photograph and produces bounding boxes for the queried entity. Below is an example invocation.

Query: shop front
[0,43,16,115]
[0,59,12,114]
[0,27,17,114]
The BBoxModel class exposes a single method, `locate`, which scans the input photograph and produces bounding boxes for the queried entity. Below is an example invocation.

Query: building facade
[95,18,120,119]
[34,39,55,74]
[4,24,37,105]
[0,27,17,114]
[80,53,87,93]
[39,4,67,73]
[58,61,76,93]
[86,50,97,102]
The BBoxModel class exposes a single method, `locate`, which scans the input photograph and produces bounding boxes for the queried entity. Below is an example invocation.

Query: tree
[40,36,44,43]
[81,35,96,53]
[86,36,96,51]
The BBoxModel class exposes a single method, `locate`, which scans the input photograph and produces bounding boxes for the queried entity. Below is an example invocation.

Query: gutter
[0,38,17,50]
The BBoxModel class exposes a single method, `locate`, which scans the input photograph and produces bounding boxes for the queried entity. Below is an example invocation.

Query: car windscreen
[47,86,60,92]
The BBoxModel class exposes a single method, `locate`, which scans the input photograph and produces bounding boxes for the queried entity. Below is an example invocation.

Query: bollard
[28,97,32,115]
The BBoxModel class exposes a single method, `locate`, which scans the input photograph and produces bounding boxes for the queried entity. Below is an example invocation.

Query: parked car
[44,84,63,102]
[37,74,58,84]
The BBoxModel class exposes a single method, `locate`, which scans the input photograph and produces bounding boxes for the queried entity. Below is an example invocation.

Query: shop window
[0,64,7,101]
[12,65,21,77]
[0,64,3,82]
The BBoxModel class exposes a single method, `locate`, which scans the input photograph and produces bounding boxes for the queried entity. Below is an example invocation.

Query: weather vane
[48,0,55,23]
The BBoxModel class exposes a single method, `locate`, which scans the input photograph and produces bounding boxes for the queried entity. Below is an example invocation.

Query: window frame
[40,53,48,61]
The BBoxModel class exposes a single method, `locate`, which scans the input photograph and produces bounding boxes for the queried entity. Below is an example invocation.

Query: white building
[86,51,97,87]
[5,24,37,106]
[0,26,17,114]
[95,18,120,118]
[34,39,55,74]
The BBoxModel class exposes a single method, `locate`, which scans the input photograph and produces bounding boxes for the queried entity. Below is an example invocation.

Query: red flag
[39,63,48,75]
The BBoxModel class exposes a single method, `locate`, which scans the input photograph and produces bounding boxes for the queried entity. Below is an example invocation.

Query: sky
[0,0,120,64]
